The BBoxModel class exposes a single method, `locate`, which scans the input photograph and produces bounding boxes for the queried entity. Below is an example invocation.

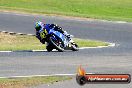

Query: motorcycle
[39,27,79,52]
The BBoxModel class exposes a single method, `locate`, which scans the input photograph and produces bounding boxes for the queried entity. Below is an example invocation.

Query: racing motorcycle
[39,27,79,52]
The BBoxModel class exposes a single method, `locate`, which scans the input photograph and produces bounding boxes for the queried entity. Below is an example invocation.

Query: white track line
[79,43,116,49]
[108,43,116,47]
[0,74,76,79]
[0,51,12,53]
[0,73,95,79]
[32,49,57,52]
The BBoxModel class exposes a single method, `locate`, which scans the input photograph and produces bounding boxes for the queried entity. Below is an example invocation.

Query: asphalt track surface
[0,12,132,88]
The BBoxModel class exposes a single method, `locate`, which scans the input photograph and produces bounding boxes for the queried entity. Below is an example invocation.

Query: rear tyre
[71,43,79,51]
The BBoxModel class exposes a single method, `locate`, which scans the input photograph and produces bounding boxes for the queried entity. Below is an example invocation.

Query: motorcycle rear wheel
[71,43,79,51]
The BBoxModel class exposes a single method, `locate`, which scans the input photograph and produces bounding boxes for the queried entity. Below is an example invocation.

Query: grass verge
[0,76,71,88]
[0,32,109,51]
[0,0,132,22]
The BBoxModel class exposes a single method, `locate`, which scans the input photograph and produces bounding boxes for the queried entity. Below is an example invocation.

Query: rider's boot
[64,31,71,38]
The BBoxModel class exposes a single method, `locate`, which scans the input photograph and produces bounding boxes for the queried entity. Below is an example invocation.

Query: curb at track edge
[0,31,35,36]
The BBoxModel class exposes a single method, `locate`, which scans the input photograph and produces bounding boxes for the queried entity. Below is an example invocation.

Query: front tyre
[46,45,53,52]
[49,35,65,52]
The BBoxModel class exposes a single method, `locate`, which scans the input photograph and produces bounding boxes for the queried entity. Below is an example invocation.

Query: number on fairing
[40,29,48,39]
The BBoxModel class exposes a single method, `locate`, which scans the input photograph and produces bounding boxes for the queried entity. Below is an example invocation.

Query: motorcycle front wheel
[49,35,65,52]
[46,45,53,52]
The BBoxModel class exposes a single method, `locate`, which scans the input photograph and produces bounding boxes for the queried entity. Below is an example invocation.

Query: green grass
[0,76,71,88]
[0,33,109,51]
[0,33,46,51]
[0,0,132,21]
[74,38,108,47]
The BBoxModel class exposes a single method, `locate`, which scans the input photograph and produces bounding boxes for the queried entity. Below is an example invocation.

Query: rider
[35,21,70,44]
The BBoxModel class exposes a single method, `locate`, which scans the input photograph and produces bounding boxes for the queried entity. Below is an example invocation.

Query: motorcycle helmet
[35,21,42,31]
